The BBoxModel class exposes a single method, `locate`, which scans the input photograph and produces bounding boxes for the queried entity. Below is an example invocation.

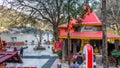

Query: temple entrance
[108,42,115,56]
[70,39,116,55]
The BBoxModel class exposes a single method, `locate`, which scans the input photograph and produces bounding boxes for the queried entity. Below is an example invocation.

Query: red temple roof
[59,31,120,40]
[58,24,68,28]
[80,3,102,26]
[79,11,102,26]
[58,4,120,40]
[59,5,102,28]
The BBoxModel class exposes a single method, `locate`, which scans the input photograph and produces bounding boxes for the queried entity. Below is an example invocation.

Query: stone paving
[6,44,57,68]
[5,44,118,68]
[42,56,57,68]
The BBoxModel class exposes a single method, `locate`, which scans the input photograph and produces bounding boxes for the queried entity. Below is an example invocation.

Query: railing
[6,42,24,46]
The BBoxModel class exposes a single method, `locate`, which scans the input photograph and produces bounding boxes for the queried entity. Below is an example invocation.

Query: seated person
[69,61,79,68]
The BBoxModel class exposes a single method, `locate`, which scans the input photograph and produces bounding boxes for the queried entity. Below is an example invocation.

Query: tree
[0,4,53,48]
[31,18,52,46]
[106,0,120,35]
[0,5,36,28]
[102,0,109,68]
[3,0,98,41]
[5,0,65,41]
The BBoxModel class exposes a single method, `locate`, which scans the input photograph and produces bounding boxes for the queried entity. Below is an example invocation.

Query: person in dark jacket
[76,53,83,68]
[20,47,24,57]
[93,54,96,68]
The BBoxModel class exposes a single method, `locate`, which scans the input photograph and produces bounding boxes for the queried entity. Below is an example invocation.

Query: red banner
[54,41,62,50]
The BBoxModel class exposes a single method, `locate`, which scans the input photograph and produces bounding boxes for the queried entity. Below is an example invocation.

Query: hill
[0,5,52,32]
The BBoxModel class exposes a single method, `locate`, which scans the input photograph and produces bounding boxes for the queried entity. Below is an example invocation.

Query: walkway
[6,44,58,68]
[4,44,118,68]
[42,56,57,68]
[5,44,117,68]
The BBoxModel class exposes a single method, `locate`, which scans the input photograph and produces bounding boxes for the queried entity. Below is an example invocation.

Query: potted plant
[56,50,62,63]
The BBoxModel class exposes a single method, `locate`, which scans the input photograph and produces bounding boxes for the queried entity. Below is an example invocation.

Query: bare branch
[16,2,53,24]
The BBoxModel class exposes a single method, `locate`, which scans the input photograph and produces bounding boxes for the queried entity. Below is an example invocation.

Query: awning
[0,51,22,63]
[59,31,120,40]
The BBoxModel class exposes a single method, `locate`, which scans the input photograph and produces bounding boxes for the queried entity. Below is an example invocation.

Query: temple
[58,4,120,60]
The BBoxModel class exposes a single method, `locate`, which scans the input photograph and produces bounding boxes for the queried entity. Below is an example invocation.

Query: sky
[0,0,13,8]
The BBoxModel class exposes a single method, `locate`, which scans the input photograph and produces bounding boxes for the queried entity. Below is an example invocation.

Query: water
[0,33,53,44]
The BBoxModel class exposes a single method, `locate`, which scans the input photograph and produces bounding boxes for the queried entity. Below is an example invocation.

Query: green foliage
[61,0,98,24]
[56,50,62,59]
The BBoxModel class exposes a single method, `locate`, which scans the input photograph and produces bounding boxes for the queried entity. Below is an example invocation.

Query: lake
[0,33,53,44]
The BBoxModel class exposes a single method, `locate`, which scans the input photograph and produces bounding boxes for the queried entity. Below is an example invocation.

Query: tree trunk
[102,0,109,68]
[47,31,49,41]
[62,39,65,63]
[38,30,42,46]
[53,25,59,41]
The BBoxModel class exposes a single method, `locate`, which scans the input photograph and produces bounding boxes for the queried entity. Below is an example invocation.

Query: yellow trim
[73,23,102,26]
[59,36,120,40]
[81,24,102,26]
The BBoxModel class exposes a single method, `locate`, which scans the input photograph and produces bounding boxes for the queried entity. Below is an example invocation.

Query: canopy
[0,51,22,63]
[59,31,120,40]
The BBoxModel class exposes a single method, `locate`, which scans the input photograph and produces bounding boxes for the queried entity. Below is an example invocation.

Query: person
[69,61,79,68]
[82,43,93,68]
[76,53,83,68]
[20,47,24,57]
[14,47,17,51]
[93,54,96,68]
[57,62,61,68]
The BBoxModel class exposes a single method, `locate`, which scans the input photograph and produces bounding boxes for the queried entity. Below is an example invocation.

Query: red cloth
[72,55,77,60]
[87,44,93,68]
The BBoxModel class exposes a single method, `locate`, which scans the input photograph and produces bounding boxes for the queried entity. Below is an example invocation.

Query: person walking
[14,47,17,51]
[82,43,94,68]
[76,53,83,68]
[93,54,97,68]
[69,61,79,68]
[20,47,24,57]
